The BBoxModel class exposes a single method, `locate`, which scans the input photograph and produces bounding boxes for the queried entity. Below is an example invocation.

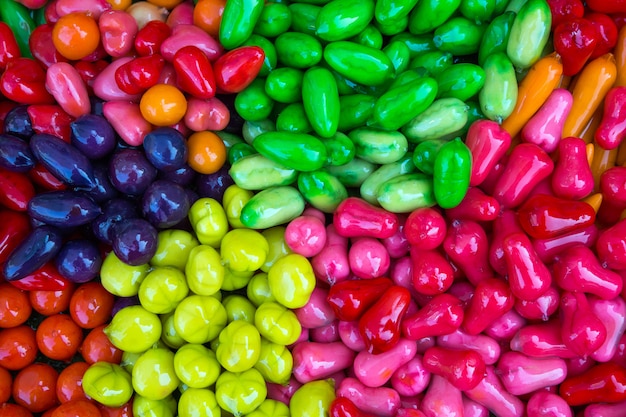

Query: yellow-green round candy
[216,320,261,372]
[100,251,150,297]
[254,301,302,345]
[185,245,225,296]
[173,294,227,344]
[178,388,221,417]
[254,338,293,385]
[290,380,336,417]
[104,305,162,353]
[150,229,199,270]
[132,348,180,401]
[220,228,269,273]
[174,344,221,388]
[82,362,133,407]
[215,369,267,415]
[138,266,189,314]
[268,253,316,308]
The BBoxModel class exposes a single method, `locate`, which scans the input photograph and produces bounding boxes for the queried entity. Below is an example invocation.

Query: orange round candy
[187,131,227,174]
[193,0,225,38]
[52,13,100,60]
[140,84,188,126]
[147,0,184,9]
[106,0,132,9]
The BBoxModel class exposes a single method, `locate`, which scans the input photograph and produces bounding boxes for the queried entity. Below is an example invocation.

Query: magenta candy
[463,278,514,335]
[420,375,464,417]
[390,355,431,396]
[446,280,474,308]
[513,286,560,321]
[160,24,223,62]
[292,341,355,384]
[445,187,500,223]
[533,224,599,263]
[551,136,595,200]
[483,308,526,341]
[390,256,414,294]
[478,153,508,196]
[442,219,493,286]
[337,377,401,417]
[422,346,486,391]
[492,143,554,208]
[348,237,391,279]
[302,207,326,223]
[55,0,111,18]
[309,320,340,343]
[567,355,596,377]
[503,232,552,301]
[396,409,427,417]
[596,218,626,270]
[285,215,327,258]
[526,391,573,417]
[437,329,501,365]
[266,376,302,405]
[489,210,524,276]
[338,320,366,352]
[590,295,626,362]
[334,197,399,239]
[403,207,446,250]
[496,351,567,395]
[410,248,454,296]
[294,287,336,329]
[465,366,525,417]
[45,62,91,118]
[382,217,410,258]
[584,399,626,417]
[402,293,464,341]
[93,57,142,102]
[600,166,626,208]
[102,101,152,146]
[463,397,490,417]
[521,88,573,154]
[353,338,417,388]
[465,119,512,187]
[553,244,623,299]
[99,10,138,58]
[166,0,194,27]
[184,96,230,132]
[510,320,578,358]
[311,225,350,285]
[611,333,626,367]
[595,86,626,150]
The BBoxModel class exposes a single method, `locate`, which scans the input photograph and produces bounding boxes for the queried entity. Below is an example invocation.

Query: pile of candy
[1,0,626,416]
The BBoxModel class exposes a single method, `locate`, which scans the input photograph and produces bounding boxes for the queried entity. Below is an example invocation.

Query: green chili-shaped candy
[325,157,376,187]
[321,132,356,166]
[220,0,265,49]
[338,94,377,131]
[252,131,328,171]
[315,0,375,41]
[460,0,496,23]
[478,10,516,66]
[297,170,348,213]
[235,79,274,122]
[433,137,472,209]
[479,52,518,123]
[265,68,304,104]
[409,51,453,75]
[349,128,409,164]
[408,0,462,34]
[435,63,486,101]
[289,3,322,36]
[254,3,292,38]
[323,41,395,86]
[276,103,313,133]
[360,153,416,205]
[302,66,340,138]
[413,139,448,175]
[377,173,436,213]
[433,17,486,56]
[240,186,305,229]
[275,32,323,68]
[229,154,297,190]
[506,0,552,69]
[402,98,469,143]
[383,41,412,74]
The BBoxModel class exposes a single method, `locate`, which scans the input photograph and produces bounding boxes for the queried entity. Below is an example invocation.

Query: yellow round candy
[140,84,187,126]
[267,253,316,308]
[260,226,292,272]
[220,229,269,273]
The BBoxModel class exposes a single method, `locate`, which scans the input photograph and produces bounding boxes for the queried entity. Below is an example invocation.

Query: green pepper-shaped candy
[460,0,496,23]
[276,32,323,68]
[506,0,552,69]
[325,157,376,187]
[352,24,384,49]
[315,0,375,41]
[229,153,298,190]
[321,132,356,166]
[297,170,348,212]
[338,94,377,131]
[479,52,518,123]
[388,67,429,90]
[408,0,462,34]
[413,139,448,175]
[383,40,412,73]
[0,0,34,58]
[478,10,516,66]
[253,131,328,171]
[242,118,276,144]
[377,173,436,213]
[220,0,265,49]
[324,41,395,86]
[433,16,486,56]
[368,77,438,131]
[235,78,274,122]
[349,127,409,164]
[228,142,257,164]
[409,50,453,75]
[402,98,469,143]
[289,3,322,36]
[375,0,419,24]
[265,67,304,104]
[360,153,416,204]
[276,103,313,133]
[436,63,486,101]
[240,186,305,229]
[254,3,292,38]
[302,66,340,138]
[390,32,437,57]
[375,15,409,36]
[433,137,472,209]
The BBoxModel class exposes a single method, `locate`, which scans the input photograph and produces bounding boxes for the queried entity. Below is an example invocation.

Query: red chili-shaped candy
[560,291,607,356]
[463,278,514,335]
[560,362,626,406]
[517,194,596,239]
[410,248,454,296]
[445,187,500,222]
[510,320,579,359]
[0,169,35,211]
[587,12,619,59]
[514,286,560,321]
[74,60,108,94]
[173,45,216,99]
[160,24,223,62]
[402,293,464,340]
[596,218,626,270]
[554,244,623,299]
[353,338,417,388]
[492,143,554,208]
[546,0,584,29]
[334,197,399,239]
[358,285,411,354]
[9,261,72,291]
[552,136,595,200]
[27,104,74,142]
[554,18,599,76]
[330,397,378,417]
[489,209,524,276]
[327,277,394,322]
[93,57,142,102]
[465,119,511,187]
[29,24,68,68]
[214,46,265,93]
[596,87,626,150]
[115,54,165,95]
[403,207,446,250]
[99,9,138,58]
[0,22,20,70]
[437,329,501,365]
[0,58,55,104]
[503,232,552,301]
[0,210,30,265]
[135,20,171,56]
[443,219,493,286]
[337,377,401,417]
[422,346,486,391]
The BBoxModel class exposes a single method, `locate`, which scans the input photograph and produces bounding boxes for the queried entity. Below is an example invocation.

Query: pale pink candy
[484,309,526,342]
[161,24,223,62]
[309,320,339,343]
[294,287,335,329]
[99,10,138,58]
[521,88,573,154]
[93,57,142,102]
[390,354,431,396]
[56,0,111,18]
[465,366,525,417]
[45,62,91,118]
[420,375,463,417]
[590,295,626,362]
[102,101,152,147]
[292,341,355,384]
[337,377,401,417]
[584,399,626,417]
[184,97,230,132]
[285,215,327,258]
[526,391,573,417]
[353,338,418,388]
[496,351,567,395]
[266,376,302,405]
[166,0,194,27]
[338,320,366,352]
[463,397,490,417]
[437,329,501,365]
[348,237,391,279]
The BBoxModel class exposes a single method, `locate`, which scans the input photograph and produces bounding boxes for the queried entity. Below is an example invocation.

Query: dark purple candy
[55,239,102,283]
[141,180,190,229]
[111,295,140,316]
[158,163,196,186]
[3,105,33,139]
[0,133,35,172]
[112,218,158,266]
[83,163,119,203]
[70,114,116,160]
[142,127,188,172]
[108,148,158,195]
[30,133,97,189]
[3,225,64,281]
[92,198,138,244]
[27,190,102,228]
[196,163,234,201]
